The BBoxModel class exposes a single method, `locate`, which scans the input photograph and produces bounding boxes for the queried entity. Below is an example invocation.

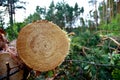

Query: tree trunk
[110,0,114,20]
[117,1,120,14]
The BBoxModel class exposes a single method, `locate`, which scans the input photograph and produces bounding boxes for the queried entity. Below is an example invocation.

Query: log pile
[0,20,70,79]
[0,29,24,80]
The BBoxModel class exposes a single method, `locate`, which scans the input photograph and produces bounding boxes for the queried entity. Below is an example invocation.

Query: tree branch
[65,60,119,67]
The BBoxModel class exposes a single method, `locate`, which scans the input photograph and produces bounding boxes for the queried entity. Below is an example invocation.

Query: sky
[1,0,103,25]
[14,0,102,22]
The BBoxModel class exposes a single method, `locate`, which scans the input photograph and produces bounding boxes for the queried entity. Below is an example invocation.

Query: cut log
[17,20,70,72]
[0,53,23,80]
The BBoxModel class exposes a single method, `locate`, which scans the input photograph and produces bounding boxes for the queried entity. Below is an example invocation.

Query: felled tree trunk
[17,20,70,72]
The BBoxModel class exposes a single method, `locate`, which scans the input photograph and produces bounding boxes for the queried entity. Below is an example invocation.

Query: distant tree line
[25,1,84,29]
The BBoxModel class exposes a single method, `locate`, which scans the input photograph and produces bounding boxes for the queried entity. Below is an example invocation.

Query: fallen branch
[65,60,120,68]
[101,36,120,47]
[108,37,120,46]
[81,46,90,56]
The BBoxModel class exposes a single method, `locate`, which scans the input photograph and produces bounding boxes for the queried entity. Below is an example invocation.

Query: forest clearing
[0,0,120,80]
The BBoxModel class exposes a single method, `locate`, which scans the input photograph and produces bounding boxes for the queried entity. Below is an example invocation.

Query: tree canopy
[24,1,84,29]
